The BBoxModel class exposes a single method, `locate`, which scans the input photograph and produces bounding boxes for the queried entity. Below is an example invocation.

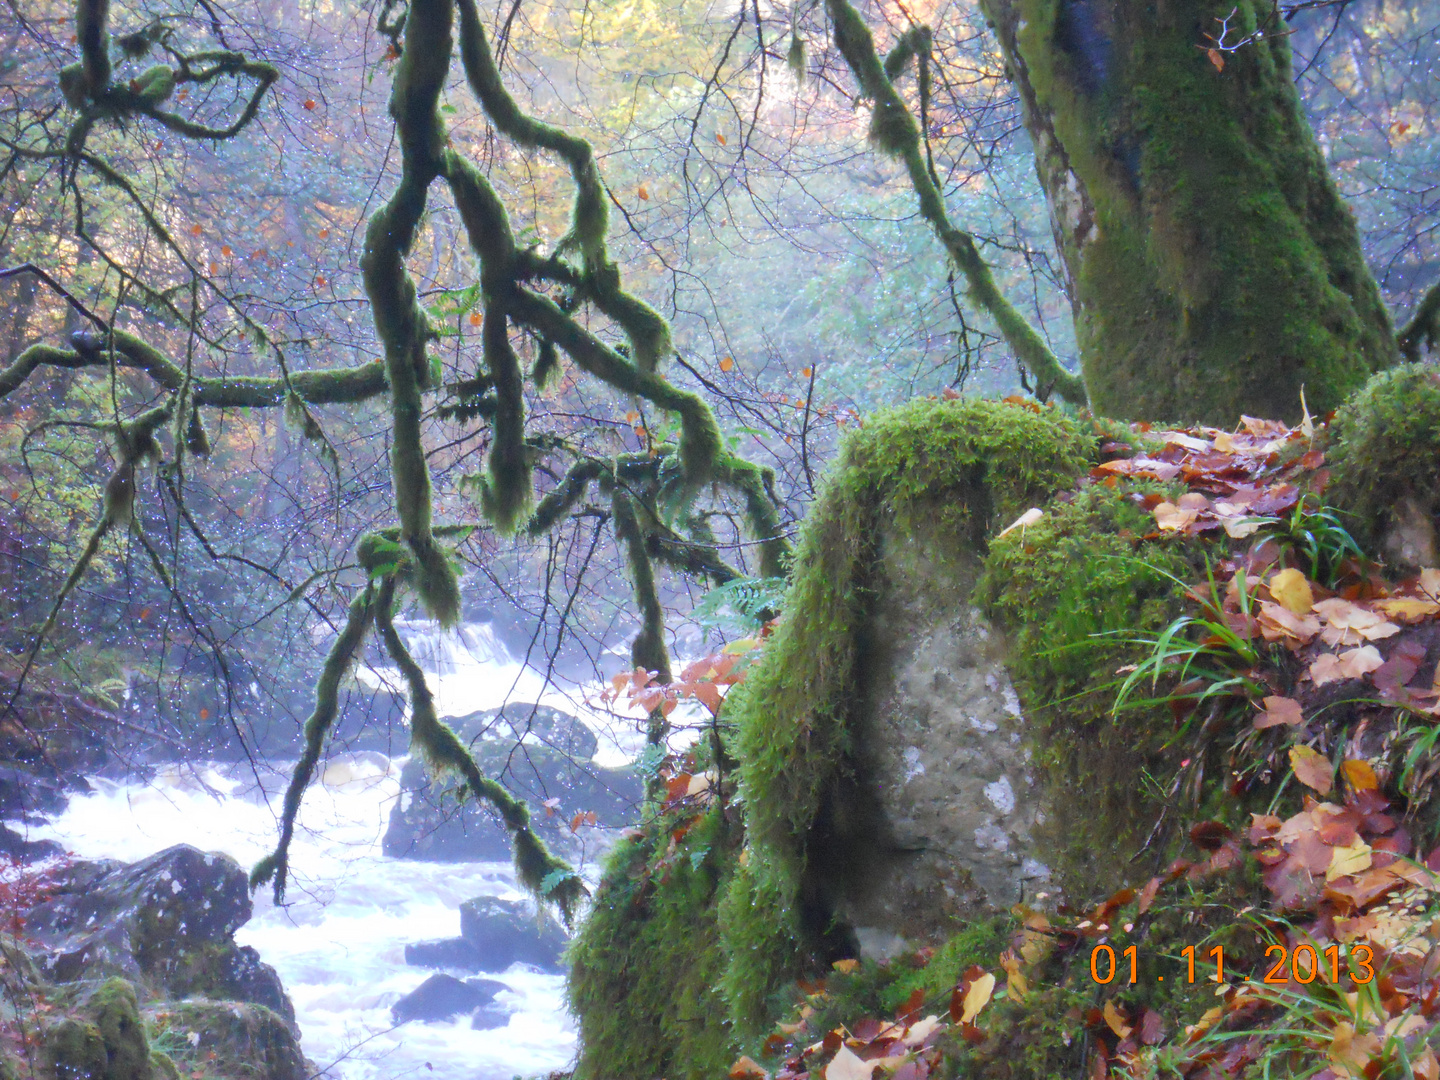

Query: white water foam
[24,620,662,1080]
[29,756,576,1080]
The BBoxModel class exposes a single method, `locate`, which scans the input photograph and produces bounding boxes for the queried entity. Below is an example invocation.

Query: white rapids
[23,620,653,1080]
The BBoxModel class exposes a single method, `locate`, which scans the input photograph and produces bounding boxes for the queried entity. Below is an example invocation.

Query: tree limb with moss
[822,0,1087,407]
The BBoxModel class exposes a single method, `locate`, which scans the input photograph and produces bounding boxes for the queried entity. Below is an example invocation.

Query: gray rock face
[838,519,1048,954]
[22,845,294,1021]
[405,895,568,974]
[382,704,640,863]
[390,973,507,1024]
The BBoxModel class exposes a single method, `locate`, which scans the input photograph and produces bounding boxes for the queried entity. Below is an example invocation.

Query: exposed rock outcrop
[0,847,305,1080]
[22,845,292,1020]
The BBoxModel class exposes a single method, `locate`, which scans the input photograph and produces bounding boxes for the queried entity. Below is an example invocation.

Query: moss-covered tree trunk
[978,0,1397,421]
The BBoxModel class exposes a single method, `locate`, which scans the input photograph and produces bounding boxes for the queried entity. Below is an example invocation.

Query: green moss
[1326,363,1440,562]
[88,980,151,1080]
[975,482,1203,897]
[1000,0,1394,423]
[568,813,737,1080]
[718,397,1092,1028]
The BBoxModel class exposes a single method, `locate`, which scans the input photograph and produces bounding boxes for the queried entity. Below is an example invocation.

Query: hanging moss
[824,0,1086,406]
[1326,363,1440,564]
[372,578,585,921]
[251,584,376,899]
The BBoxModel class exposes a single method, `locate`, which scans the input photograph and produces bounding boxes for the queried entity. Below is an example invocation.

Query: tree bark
[977,0,1397,422]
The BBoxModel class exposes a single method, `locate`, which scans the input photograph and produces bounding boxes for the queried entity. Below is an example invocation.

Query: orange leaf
[220,245,232,257]
[801,366,813,377]
[315,275,326,288]
[1340,759,1379,792]
[716,132,727,145]
[208,261,218,275]
[719,356,735,372]
[1289,744,1333,795]
[190,224,203,236]
[1207,48,1225,71]
[637,184,650,201]
[318,228,330,239]
[199,707,210,720]
[468,312,482,326]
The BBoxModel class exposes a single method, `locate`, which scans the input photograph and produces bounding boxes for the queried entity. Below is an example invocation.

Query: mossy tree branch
[823,0,1087,406]
[1399,280,1440,362]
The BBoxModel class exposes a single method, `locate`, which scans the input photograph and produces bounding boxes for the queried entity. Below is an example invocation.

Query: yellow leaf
[1289,744,1334,795]
[1102,1001,1132,1039]
[832,958,859,974]
[960,972,995,1023]
[999,953,1028,1000]
[1152,501,1197,532]
[1421,568,1440,600]
[722,637,761,655]
[1340,759,1379,792]
[1269,568,1314,615]
[1376,597,1440,621]
[1326,839,1373,881]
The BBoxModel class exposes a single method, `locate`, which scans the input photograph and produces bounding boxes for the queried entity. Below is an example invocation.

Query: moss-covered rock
[567,809,736,1080]
[569,397,1101,1077]
[40,979,152,1080]
[142,1002,305,1080]
[976,481,1205,896]
[1327,363,1440,570]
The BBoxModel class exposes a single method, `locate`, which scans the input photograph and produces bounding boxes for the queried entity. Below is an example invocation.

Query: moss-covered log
[978,0,1396,421]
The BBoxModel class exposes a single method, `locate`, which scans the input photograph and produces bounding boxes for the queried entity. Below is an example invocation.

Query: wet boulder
[143,1000,306,1080]
[22,845,293,1021]
[382,705,640,863]
[405,896,567,974]
[390,973,507,1024]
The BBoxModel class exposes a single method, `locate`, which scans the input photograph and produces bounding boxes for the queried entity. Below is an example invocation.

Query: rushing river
[25,621,648,1080]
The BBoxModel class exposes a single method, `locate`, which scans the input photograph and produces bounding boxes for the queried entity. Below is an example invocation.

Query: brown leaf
[1255,695,1304,729]
[1207,47,1225,70]
[1290,745,1334,794]
[731,1056,769,1080]
[1310,645,1385,687]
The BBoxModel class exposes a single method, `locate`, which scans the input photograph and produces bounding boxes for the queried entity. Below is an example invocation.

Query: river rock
[382,705,640,863]
[22,844,294,1020]
[390,973,507,1024]
[405,896,567,974]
